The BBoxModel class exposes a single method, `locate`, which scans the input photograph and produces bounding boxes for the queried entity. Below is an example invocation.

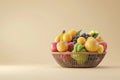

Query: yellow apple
[77,37,86,45]
[85,37,98,52]
[97,45,104,53]
[57,41,68,52]
[62,33,72,42]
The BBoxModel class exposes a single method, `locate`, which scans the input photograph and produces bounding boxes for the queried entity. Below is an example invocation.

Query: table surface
[0,64,120,80]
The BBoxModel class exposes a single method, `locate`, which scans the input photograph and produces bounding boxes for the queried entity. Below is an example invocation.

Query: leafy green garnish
[76,30,82,36]
[93,33,99,38]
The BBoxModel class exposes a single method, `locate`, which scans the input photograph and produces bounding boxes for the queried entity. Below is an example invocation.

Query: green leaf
[76,30,82,36]
[93,33,99,38]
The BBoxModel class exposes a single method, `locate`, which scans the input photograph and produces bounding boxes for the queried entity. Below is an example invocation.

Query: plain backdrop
[0,0,120,66]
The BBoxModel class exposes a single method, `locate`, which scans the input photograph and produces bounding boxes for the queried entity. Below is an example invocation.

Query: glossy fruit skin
[68,42,74,51]
[51,42,58,52]
[57,41,68,52]
[85,37,98,52]
[99,42,107,52]
[73,43,80,52]
[72,43,85,52]
[62,33,72,42]
[54,30,65,42]
[97,45,104,53]
[54,34,63,42]
[68,29,77,37]
[77,37,86,45]
[76,44,83,52]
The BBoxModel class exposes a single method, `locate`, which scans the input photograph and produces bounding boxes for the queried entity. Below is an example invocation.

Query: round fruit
[81,33,90,39]
[72,43,84,52]
[72,36,79,44]
[51,42,58,52]
[68,29,77,37]
[68,42,74,51]
[99,42,107,52]
[85,37,98,52]
[76,44,83,52]
[57,41,68,52]
[73,43,81,52]
[77,37,86,45]
[97,45,104,53]
[62,33,72,42]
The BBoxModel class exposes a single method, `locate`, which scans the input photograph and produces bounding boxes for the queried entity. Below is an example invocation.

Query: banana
[54,30,65,42]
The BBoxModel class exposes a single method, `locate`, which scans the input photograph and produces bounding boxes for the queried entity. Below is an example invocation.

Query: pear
[85,37,98,52]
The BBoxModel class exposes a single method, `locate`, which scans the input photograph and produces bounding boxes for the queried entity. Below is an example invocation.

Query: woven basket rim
[52,52,106,54]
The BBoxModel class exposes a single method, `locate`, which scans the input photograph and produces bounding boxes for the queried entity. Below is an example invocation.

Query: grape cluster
[72,36,79,44]
[81,33,90,39]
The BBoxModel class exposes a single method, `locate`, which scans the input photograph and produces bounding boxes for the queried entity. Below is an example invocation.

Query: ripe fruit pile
[51,29,107,53]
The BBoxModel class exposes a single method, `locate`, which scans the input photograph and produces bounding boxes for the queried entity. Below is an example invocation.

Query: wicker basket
[52,52,106,68]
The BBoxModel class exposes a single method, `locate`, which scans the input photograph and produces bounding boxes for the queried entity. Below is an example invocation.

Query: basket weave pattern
[52,52,106,68]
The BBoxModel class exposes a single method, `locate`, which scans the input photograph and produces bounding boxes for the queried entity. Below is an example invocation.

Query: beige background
[0,0,120,66]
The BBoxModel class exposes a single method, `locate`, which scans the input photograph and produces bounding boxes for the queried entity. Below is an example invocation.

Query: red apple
[51,42,58,52]
[68,42,74,51]
[99,42,107,52]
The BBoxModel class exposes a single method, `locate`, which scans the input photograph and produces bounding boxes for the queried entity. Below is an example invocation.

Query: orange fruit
[77,37,86,45]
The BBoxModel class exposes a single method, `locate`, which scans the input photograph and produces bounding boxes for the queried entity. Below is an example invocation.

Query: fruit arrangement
[51,29,107,68]
[51,29,107,53]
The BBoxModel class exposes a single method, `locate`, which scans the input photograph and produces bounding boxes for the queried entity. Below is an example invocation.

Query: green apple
[72,43,83,52]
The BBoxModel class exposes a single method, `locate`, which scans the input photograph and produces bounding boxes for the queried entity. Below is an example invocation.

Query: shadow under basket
[52,52,106,68]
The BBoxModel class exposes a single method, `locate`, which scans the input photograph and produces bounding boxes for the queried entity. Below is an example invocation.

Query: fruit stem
[62,30,66,34]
